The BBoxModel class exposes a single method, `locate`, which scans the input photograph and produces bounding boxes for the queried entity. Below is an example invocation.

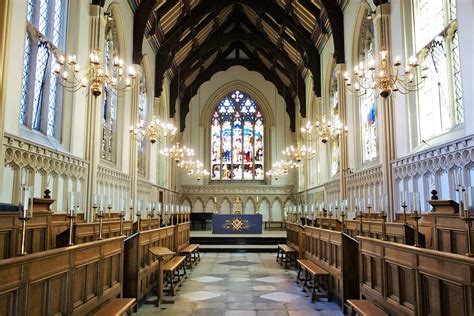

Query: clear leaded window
[414,0,463,141]
[211,90,264,181]
[137,75,147,176]
[20,0,68,138]
[101,18,119,162]
[358,17,378,162]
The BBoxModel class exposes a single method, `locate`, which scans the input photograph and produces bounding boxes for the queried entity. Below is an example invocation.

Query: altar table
[212,214,263,234]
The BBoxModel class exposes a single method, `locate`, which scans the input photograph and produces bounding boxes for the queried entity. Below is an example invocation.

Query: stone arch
[193,197,204,212]
[272,198,283,221]
[244,197,255,214]
[200,80,275,127]
[260,198,271,222]
[221,197,231,214]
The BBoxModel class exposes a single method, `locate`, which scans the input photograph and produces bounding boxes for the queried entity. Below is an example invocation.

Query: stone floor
[136,252,344,316]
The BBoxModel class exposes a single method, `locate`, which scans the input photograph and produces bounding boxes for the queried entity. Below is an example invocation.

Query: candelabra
[136,210,142,232]
[18,186,33,256]
[107,203,112,221]
[193,161,210,181]
[357,210,364,236]
[380,210,387,241]
[343,50,428,98]
[119,210,125,236]
[96,207,104,240]
[66,195,77,246]
[340,210,346,233]
[328,211,333,230]
[53,49,137,97]
[460,187,473,256]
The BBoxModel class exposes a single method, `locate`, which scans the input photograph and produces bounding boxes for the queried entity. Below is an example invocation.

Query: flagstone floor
[137,252,344,316]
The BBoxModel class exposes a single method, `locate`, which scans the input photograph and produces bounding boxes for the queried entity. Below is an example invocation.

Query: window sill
[19,126,68,153]
[412,124,465,153]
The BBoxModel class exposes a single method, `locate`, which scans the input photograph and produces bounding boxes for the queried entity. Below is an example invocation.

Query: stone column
[0,0,10,195]
[84,4,105,222]
[373,3,396,217]
[129,69,141,215]
[336,64,348,201]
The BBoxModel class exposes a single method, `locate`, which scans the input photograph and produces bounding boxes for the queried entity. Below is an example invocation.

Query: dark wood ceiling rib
[132,0,345,129]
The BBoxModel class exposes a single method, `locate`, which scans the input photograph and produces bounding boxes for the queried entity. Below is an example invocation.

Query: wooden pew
[175,222,190,252]
[286,222,304,258]
[358,236,474,316]
[425,199,473,255]
[0,198,55,259]
[303,226,360,306]
[50,213,85,248]
[123,226,175,304]
[0,236,125,315]
[56,220,133,247]
[134,217,162,232]
[345,219,426,247]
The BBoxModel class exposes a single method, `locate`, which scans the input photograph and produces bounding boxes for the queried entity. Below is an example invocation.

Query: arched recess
[260,198,271,222]
[244,198,255,214]
[193,197,204,212]
[205,198,215,213]
[272,198,283,221]
[198,79,276,181]
[221,198,231,214]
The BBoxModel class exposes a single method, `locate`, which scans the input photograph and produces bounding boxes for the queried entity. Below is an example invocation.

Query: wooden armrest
[93,298,136,316]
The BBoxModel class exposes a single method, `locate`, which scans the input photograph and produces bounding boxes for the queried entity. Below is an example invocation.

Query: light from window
[415,0,463,141]
[329,62,340,176]
[211,91,264,181]
[19,0,67,138]
[138,75,147,175]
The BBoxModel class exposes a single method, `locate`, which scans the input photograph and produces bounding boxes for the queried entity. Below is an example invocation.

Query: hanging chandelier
[301,116,348,144]
[145,116,177,144]
[160,143,194,163]
[53,49,137,97]
[193,161,210,181]
[282,142,316,163]
[343,50,428,98]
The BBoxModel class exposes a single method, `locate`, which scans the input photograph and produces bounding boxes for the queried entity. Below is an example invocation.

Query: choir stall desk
[149,246,176,306]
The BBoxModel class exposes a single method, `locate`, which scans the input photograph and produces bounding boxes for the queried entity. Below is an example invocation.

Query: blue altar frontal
[212,214,263,234]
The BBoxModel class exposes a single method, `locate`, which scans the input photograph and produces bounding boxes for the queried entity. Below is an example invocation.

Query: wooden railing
[0,236,125,316]
[345,220,425,247]
[303,226,359,305]
[56,220,133,247]
[358,236,474,315]
[123,226,175,303]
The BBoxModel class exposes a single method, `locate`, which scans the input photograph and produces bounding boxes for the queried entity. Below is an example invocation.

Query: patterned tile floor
[136,252,344,316]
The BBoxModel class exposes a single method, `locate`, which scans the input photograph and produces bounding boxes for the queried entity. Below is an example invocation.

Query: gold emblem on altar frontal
[223,216,251,232]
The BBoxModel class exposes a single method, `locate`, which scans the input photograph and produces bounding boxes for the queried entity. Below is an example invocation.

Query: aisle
[137,252,343,316]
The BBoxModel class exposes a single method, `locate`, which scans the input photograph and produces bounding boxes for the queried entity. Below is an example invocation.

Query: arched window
[210,90,264,181]
[137,74,147,176]
[329,61,340,176]
[358,17,378,162]
[101,15,119,162]
[20,0,68,138]
[414,0,463,141]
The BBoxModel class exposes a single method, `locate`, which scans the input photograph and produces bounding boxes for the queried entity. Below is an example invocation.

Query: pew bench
[163,255,187,296]
[180,243,201,268]
[347,299,388,316]
[277,244,297,268]
[296,259,332,302]
[93,298,136,316]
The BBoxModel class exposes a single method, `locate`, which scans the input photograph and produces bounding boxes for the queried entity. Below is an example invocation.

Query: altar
[212,214,263,234]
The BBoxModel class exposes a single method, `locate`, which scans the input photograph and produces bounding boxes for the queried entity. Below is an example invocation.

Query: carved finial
[430,189,438,200]
[44,188,51,199]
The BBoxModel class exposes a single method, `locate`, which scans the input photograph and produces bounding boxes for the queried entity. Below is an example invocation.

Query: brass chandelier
[160,143,194,163]
[301,116,348,144]
[145,116,177,144]
[53,49,137,97]
[282,142,317,163]
[343,50,428,98]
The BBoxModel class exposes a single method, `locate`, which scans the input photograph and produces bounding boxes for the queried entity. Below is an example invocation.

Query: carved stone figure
[233,196,242,214]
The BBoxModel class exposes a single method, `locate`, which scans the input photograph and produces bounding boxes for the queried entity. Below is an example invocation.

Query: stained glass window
[101,20,118,162]
[20,0,67,138]
[358,17,378,162]
[137,75,147,175]
[211,91,264,181]
[414,0,463,141]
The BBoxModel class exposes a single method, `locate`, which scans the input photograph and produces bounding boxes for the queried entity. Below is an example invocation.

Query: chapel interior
[0,0,473,315]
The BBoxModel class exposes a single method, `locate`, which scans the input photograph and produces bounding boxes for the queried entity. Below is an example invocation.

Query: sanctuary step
[190,231,286,252]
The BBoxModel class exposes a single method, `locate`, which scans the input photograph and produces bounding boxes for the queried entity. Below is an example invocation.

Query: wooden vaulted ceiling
[130,0,348,131]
